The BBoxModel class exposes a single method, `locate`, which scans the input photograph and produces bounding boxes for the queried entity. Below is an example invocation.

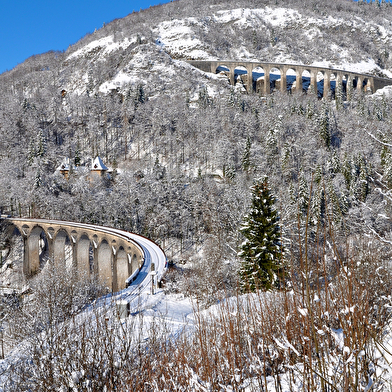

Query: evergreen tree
[298,171,310,215]
[37,129,46,158]
[238,177,283,291]
[198,86,213,109]
[241,136,252,173]
[281,142,291,167]
[318,103,331,149]
[134,84,146,109]
[34,169,42,189]
[74,137,81,167]
[335,81,343,110]
[381,147,392,187]
[28,139,36,166]
[86,68,94,97]
[311,185,326,226]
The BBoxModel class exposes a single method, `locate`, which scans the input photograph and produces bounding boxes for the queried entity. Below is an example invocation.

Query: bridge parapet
[188,60,392,97]
[7,218,145,292]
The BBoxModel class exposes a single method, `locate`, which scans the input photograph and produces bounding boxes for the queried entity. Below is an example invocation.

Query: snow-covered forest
[1,0,392,390]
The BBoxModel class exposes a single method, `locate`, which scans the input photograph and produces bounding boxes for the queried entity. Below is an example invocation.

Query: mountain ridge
[2,0,392,99]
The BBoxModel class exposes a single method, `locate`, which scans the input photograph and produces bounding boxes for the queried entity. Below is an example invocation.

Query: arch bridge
[188,60,392,97]
[4,218,164,293]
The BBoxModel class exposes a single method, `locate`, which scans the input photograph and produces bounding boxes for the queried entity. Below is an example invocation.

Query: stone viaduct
[187,60,392,97]
[6,218,145,293]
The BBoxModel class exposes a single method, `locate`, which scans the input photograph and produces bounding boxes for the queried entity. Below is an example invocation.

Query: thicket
[1,0,392,388]
[3,218,392,390]
[1,85,392,301]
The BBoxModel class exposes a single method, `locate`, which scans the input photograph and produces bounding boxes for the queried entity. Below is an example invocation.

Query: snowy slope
[58,4,392,97]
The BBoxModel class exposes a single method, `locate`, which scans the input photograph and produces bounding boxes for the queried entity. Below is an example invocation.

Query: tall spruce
[239,177,283,291]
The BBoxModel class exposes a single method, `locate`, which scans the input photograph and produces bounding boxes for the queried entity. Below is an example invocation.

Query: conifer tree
[37,129,46,158]
[34,169,42,189]
[28,139,36,166]
[241,136,252,173]
[318,104,331,149]
[135,84,146,108]
[335,82,343,110]
[239,177,283,291]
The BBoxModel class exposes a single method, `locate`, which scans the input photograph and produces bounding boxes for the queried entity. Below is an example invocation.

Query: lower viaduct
[3,218,166,293]
[187,60,392,97]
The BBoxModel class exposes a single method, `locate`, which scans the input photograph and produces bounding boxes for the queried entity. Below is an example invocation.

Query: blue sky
[0,0,168,75]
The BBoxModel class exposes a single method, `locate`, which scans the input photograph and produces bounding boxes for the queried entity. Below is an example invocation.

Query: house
[57,156,111,181]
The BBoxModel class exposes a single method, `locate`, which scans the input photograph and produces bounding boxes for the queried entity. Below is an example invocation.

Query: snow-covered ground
[66,35,138,61]
[61,5,392,98]
[152,6,391,75]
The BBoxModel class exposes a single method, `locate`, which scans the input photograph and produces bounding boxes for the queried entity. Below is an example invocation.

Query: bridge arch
[286,68,297,93]
[53,229,73,270]
[352,75,358,89]
[362,77,370,92]
[330,72,337,99]
[25,225,48,276]
[215,65,230,83]
[97,239,112,289]
[132,253,139,273]
[301,69,311,93]
[234,65,248,91]
[116,247,129,292]
[270,67,282,93]
[76,234,93,276]
[316,71,325,98]
[341,74,348,100]
[252,66,265,94]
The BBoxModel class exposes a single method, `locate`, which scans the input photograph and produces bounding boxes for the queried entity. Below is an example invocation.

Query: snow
[67,35,137,61]
[99,71,139,94]
[91,156,108,171]
[151,6,392,79]
[331,328,344,350]
[56,157,71,172]
[138,291,194,331]
[154,18,209,60]
[214,7,301,28]
[2,271,392,390]
[59,5,392,99]
[372,85,392,98]
[311,58,382,75]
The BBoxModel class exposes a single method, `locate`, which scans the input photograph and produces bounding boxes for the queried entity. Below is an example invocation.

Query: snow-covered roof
[56,157,71,172]
[91,156,108,171]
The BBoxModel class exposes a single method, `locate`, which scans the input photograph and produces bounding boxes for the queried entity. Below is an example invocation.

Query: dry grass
[4,218,392,391]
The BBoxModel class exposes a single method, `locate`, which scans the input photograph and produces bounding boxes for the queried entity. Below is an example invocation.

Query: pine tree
[318,104,331,148]
[135,84,146,108]
[34,169,42,189]
[381,147,392,187]
[241,136,252,173]
[198,86,213,109]
[298,171,310,215]
[28,139,36,166]
[335,81,343,110]
[86,68,94,97]
[37,129,46,158]
[311,185,326,226]
[238,177,283,291]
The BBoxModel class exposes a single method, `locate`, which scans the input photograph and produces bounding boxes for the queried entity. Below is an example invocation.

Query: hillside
[1,0,392,389]
[0,0,391,290]
[0,0,391,284]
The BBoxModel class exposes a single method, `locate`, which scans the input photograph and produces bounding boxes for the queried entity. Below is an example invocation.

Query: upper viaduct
[3,218,166,293]
[187,60,392,97]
